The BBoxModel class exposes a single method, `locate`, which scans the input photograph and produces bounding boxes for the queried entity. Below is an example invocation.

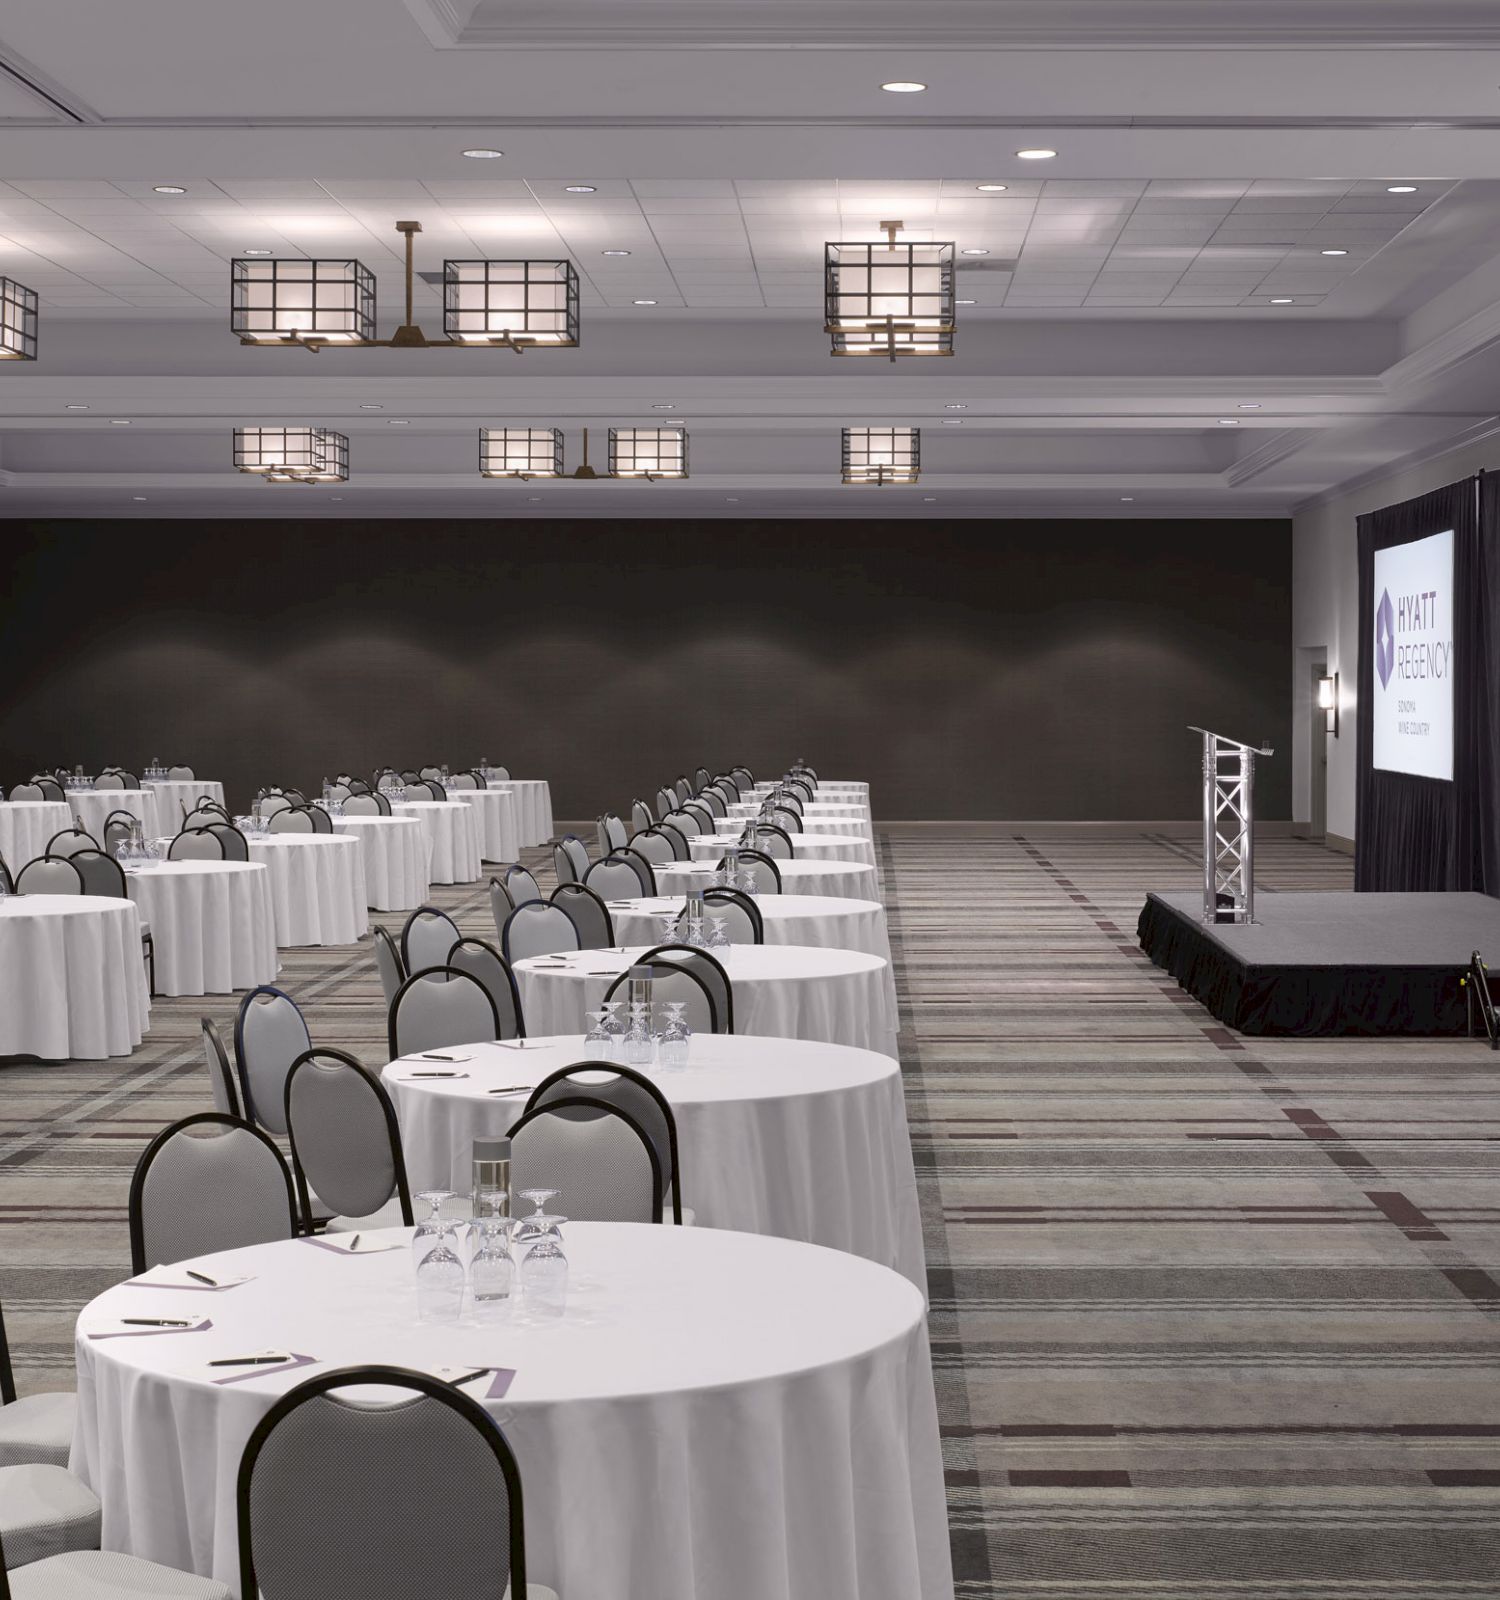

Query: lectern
[1190,727,1274,925]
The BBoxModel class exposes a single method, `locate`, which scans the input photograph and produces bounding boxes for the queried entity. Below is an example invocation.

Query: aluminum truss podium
[1190,726,1274,925]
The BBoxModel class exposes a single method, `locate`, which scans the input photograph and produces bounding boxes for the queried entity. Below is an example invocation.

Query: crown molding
[1225,429,1318,487]
[1383,300,1500,393]
[1290,412,1500,513]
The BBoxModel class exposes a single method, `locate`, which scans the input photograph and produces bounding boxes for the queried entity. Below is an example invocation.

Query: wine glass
[411,1189,455,1271]
[624,1001,654,1066]
[584,1008,611,1055]
[519,1214,568,1313]
[469,1213,515,1323]
[416,1236,466,1324]
[707,915,730,950]
[659,1001,690,1068]
[600,1001,626,1062]
[684,915,705,949]
[654,909,681,946]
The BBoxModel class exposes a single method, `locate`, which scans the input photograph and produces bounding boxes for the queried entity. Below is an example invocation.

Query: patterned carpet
[3,826,1498,1597]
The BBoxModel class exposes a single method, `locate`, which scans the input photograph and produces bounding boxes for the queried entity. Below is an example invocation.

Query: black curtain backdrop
[1354,475,1499,894]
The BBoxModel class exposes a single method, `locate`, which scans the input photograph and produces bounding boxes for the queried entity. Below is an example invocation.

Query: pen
[451,1368,489,1386]
[186,1270,218,1287]
[409,1071,459,1078]
[347,1235,360,1252]
[209,1355,289,1368]
[122,1318,192,1328]
[487,1085,532,1095]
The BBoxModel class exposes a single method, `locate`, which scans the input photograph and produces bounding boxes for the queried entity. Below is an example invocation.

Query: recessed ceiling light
[1238,402,1262,409]
[1270,297,1295,304]
[65,403,88,410]
[1217,418,1240,426]
[330,497,343,501]
[528,496,542,502]
[601,249,631,257]
[564,185,596,193]
[1320,248,1348,256]
[956,298,976,305]
[359,404,382,410]
[1016,148,1057,160]
[881,81,927,93]
[1387,184,1418,194]
[651,403,675,409]
[153,185,186,195]
[388,419,409,425]
[633,299,658,305]
[942,419,963,425]
[243,248,272,256]
[110,418,130,425]
[976,184,1008,193]
[961,248,989,256]
[462,148,504,159]
[944,404,966,410]
[132,496,148,502]
[923,496,937,502]
[1120,497,1135,502]
[726,497,739,502]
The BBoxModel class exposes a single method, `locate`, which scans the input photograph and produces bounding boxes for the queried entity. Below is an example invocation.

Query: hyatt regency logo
[1375,588,1395,690]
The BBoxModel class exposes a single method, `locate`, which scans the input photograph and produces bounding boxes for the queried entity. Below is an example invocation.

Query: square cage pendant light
[479,427,564,478]
[842,426,920,484]
[0,277,38,360]
[445,261,580,347]
[231,259,376,344]
[609,425,688,479]
[825,222,955,360]
[233,426,349,483]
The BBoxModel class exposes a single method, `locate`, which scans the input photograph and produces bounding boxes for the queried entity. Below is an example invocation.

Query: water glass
[655,909,681,946]
[416,1241,466,1324]
[659,1001,690,1068]
[469,1217,515,1323]
[411,1189,455,1272]
[600,1000,626,1061]
[624,1000,655,1066]
[684,916,705,949]
[707,916,730,950]
[519,1215,568,1313]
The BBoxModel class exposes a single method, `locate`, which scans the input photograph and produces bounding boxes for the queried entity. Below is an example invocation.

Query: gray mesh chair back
[183,805,229,833]
[70,848,127,897]
[234,985,313,1135]
[92,773,125,791]
[45,827,98,859]
[14,856,84,895]
[673,776,692,805]
[657,822,691,860]
[698,789,727,818]
[508,1098,662,1223]
[655,786,675,819]
[345,779,371,795]
[693,765,711,791]
[446,939,525,1040]
[604,962,717,1035]
[102,812,137,854]
[400,905,462,976]
[728,848,782,893]
[769,805,802,832]
[501,902,581,963]
[201,1017,242,1118]
[712,776,741,802]
[209,823,250,860]
[561,835,589,881]
[585,856,650,901]
[489,875,515,944]
[683,801,715,833]
[491,765,510,780]
[373,927,406,1009]
[749,824,794,860]
[731,765,754,788]
[602,814,628,852]
[341,792,382,816]
[0,857,11,894]
[777,789,805,815]
[284,1048,413,1233]
[551,841,578,886]
[269,805,315,833]
[526,1063,680,1222]
[257,793,292,819]
[169,828,226,861]
[504,863,542,906]
[417,779,448,800]
[637,944,733,1031]
[38,776,66,801]
[388,967,501,1059]
[631,799,653,834]
[128,1113,297,1273]
[305,803,333,834]
[419,766,442,780]
[447,771,479,790]
[167,764,195,780]
[8,782,43,802]
[628,828,675,868]
[662,807,702,838]
[237,1367,529,1600]
[788,778,814,803]
[550,883,613,950]
[703,887,762,943]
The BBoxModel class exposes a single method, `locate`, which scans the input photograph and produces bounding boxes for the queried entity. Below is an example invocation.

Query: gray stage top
[1153,890,1500,967]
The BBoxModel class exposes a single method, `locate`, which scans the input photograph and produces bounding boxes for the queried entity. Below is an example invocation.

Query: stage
[1138,889,1500,1036]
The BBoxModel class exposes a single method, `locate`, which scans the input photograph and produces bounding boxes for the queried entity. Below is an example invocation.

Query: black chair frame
[387,965,501,1061]
[506,1095,663,1223]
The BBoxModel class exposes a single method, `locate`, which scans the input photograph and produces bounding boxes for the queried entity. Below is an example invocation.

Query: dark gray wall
[0,518,1291,820]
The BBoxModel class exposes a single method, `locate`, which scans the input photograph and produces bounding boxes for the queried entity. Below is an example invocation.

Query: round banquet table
[393,800,482,885]
[0,800,74,867]
[332,814,431,912]
[692,830,876,869]
[752,780,867,794]
[246,834,368,947]
[654,857,879,903]
[384,1033,924,1284]
[449,786,519,862]
[67,788,163,842]
[729,802,872,835]
[602,893,898,1034]
[716,813,872,842]
[71,1225,952,1600]
[123,861,277,997]
[142,779,226,833]
[515,942,896,1055]
[0,895,149,1060]
[487,778,554,848]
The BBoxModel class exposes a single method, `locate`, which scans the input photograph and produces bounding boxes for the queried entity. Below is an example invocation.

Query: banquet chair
[101,814,137,856]
[0,1470,102,1577]
[630,798,653,835]
[525,1064,683,1224]
[504,863,543,907]
[128,1113,299,1273]
[661,807,703,838]
[683,801,717,834]
[508,1097,662,1224]
[490,765,510,781]
[673,776,692,805]
[166,764,194,780]
[447,771,479,791]
[747,824,794,860]
[305,804,334,833]
[36,778,66,804]
[550,883,613,950]
[206,824,249,861]
[327,783,351,803]
[768,805,802,833]
[345,779,371,796]
[696,789,727,819]
[627,828,676,869]
[234,986,313,1135]
[693,765,711,791]
[200,1018,242,1119]
[703,887,763,944]
[116,770,141,789]
[489,875,515,936]
[284,1049,414,1234]
[91,774,125,792]
[551,842,578,886]
[373,927,406,1010]
[282,790,308,807]
[774,790,804,816]
[419,766,442,781]
[43,828,98,860]
[446,939,525,1040]
[257,793,292,820]
[182,801,229,830]
[373,768,401,790]
[656,822,691,860]
[400,770,421,784]
[267,806,315,833]
[0,1302,74,1471]
[7,784,43,803]
[559,835,590,882]
[400,905,463,975]
[13,858,84,896]
[235,1367,556,1600]
[414,779,447,801]
[787,778,814,803]
[388,967,500,1059]
[603,963,719,1036]
[726,849,782,894]
[712,774,742,801]
[731,765,754,789]
[634,945,734,1032]
[793,763,818,783]
[598,813,628,855]
[340,792,383,816]
[68,850,127,898]
[654,786,675,819]
[0,859,11,895]
[168,829,225,861]
[0,1527,232,1600]
[501,902,581,964]
[585,854,654,900]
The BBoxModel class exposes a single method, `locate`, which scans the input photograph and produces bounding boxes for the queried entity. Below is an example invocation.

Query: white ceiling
[2,0,1500,517]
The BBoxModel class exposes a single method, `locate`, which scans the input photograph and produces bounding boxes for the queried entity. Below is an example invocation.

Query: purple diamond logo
[1375,588,1396,689]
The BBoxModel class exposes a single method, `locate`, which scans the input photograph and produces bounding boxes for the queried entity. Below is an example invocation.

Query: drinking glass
[469,1216,515,1323]
[684,916,705,949]
[707,916,730,950]
[513,1188,561,1254]
[655,910,681,946]
[519,1215,568,1311]
[659,1001,690,1068]
[416,1238,466,1324]
[600,1001,626,1062]
[584,1008,611,1055]
[624,1000,655,1066]
[411,1189,455,1272]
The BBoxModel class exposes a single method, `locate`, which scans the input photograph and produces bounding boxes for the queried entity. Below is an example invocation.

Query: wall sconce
[1317,671,1339,737]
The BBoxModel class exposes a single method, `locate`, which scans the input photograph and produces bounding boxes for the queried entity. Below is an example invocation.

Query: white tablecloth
[450,788,520,862]
[0,801,74,867]
[515,942,896,1056]
[717,814,873,842]
[693,830,876,869]
[0,895,149,1060]
[752,780,869,797]
[384,1033,924,1285]
[394,801,482,885]
[72,1225,951,1600]
[487,779,553,847]
[655,858,879,903]
[332,815,431,912]
[123,861,277,997]
[605,894,898,1035]
[246,834,368,947]
[143,780,226,833]
[67,789,163,842]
